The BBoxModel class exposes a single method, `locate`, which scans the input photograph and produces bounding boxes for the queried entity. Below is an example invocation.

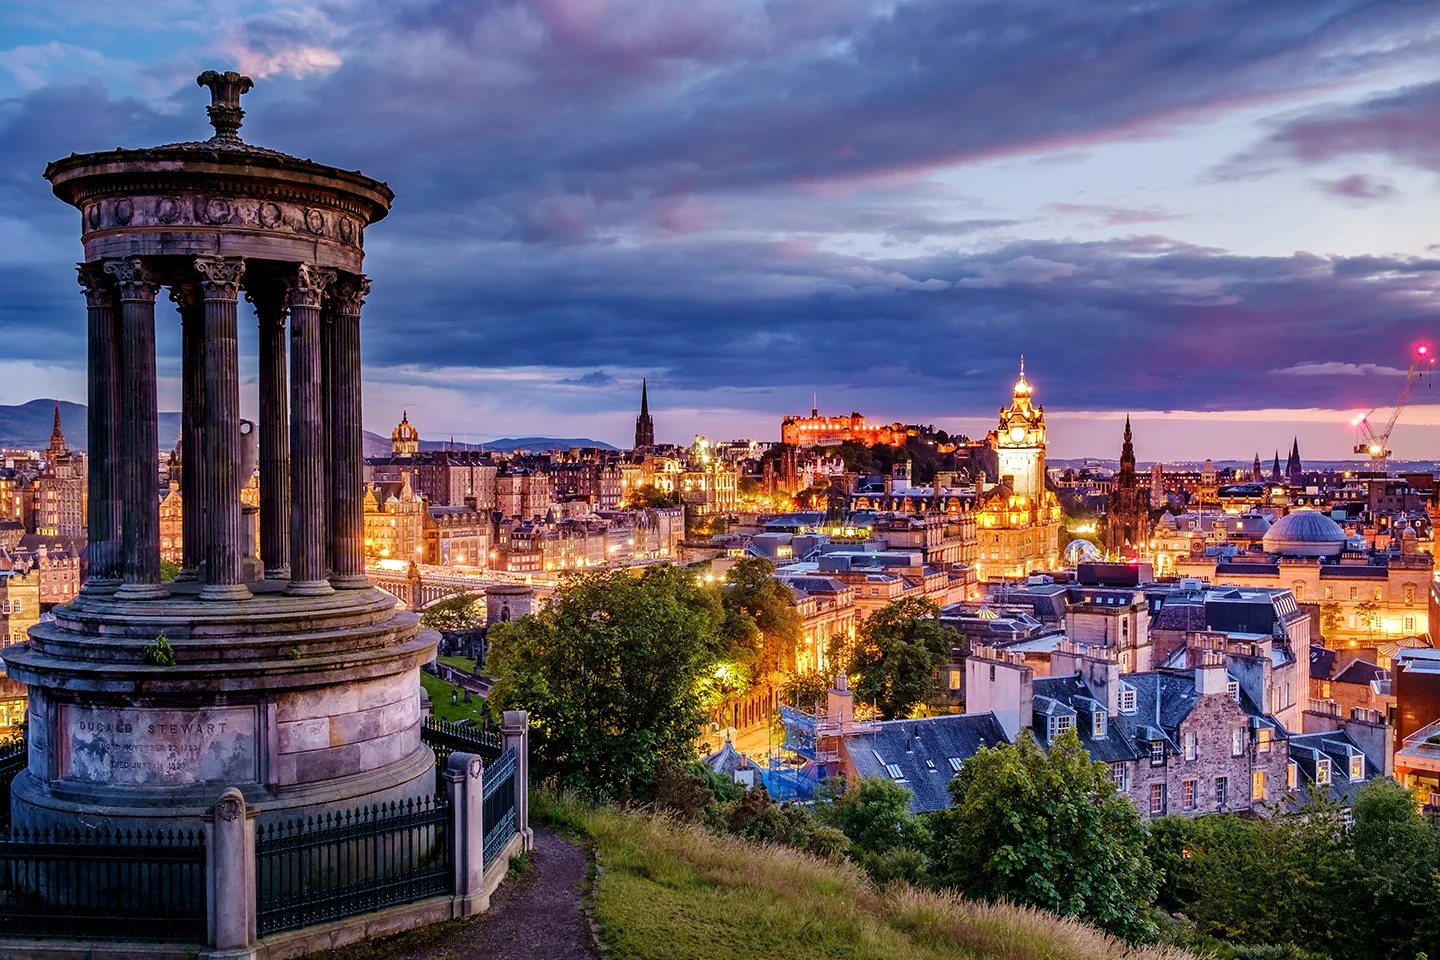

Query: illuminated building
[780,403,908,449]
[974,361,1062,579]
[1105,417,1150,557]
[391,410,419,457]
[634,378,655,450]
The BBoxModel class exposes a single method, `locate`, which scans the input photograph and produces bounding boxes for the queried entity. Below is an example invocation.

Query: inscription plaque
[60,705,259,786]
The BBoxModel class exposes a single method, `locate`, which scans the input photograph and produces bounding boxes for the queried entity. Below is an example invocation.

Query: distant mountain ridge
[361,431,617,457]
[0,399,180,451]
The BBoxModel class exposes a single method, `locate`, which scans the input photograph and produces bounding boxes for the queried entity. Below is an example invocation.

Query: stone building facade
[1106,417,1150,556]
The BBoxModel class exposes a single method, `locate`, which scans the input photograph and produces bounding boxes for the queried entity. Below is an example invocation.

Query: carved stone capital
[244,283,289,327]
[102,257,160,301]
[76,262,114,309]
[283,263,335,310]
[168,282,202,312]
[330,274,370,316]
[193,256,246,300]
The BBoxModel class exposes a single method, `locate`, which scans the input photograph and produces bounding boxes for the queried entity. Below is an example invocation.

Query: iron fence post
[203,786,257,960]
[501,710,532,851]
[444,752,487,915]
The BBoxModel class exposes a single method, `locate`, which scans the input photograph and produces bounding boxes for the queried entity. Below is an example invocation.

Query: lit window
[1349,755,1364,783]
[1258,728,1272,754]
[1252,770,1267,802]
[1183,779,1196,810]
[1093,710,1106,738]
[1288,761,1298,790]
[1149,783,1165,815]
[1316,758,1332,786]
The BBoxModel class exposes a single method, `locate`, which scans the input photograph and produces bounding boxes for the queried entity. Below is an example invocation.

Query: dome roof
[1262,510,1346,557]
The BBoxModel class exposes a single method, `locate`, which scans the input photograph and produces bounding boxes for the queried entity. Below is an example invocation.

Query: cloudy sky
[3,0,1440,461]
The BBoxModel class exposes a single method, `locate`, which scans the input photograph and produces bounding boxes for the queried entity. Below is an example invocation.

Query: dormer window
[1092,710,1106,738]
[1226,681,1240,703]
[1120,686,1137,714]
[1150,741,1165,765]
[1049,714,1074,740]
[1316,758,1332,786]
[1349,754,1364,783]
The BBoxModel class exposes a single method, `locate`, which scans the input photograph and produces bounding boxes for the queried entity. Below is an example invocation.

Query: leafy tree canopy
[816,776,931,883]
[847,596,955,720]
[627,483,681,508]
[716,557,803,680]
[486,566,723,799]
[420,592,485,632]
[929,729,1159,944]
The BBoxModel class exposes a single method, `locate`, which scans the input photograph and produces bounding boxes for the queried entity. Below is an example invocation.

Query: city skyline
[3,2,1440,459]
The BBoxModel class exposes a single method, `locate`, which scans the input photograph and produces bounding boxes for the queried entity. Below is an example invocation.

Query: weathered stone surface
[60,704,259,786]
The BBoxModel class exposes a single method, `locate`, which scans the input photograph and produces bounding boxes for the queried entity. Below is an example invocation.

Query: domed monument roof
[1262,510,1346,557]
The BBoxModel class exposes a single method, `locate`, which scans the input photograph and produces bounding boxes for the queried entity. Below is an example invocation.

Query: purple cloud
[1318,173,1398,202]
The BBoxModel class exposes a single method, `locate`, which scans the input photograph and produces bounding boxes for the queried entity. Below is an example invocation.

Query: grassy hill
[539,794,1193,960]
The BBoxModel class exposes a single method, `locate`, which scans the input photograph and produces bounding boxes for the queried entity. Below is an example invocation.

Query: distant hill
[0,400,180,451]
[362,431,617,457]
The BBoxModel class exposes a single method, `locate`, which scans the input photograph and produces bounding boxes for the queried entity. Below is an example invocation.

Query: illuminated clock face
[1009,426,1026,443]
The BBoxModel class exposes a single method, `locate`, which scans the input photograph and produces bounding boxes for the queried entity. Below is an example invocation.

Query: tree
[815,776,931,882]
[847,597,956,720]
[737,476,761,499]
[420,593,485,632]
[928,729,1159,943]
[486,566,723,799]
[780,671,830,711]
[1319,601,1344,641]
[717,557,803,680]
[1355,599,1380,642]
[627,483,680,508]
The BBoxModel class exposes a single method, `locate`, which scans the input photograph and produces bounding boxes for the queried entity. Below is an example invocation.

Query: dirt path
[309,826,599,960]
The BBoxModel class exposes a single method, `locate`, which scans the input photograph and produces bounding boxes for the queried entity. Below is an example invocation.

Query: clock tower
[994,357,1046,500]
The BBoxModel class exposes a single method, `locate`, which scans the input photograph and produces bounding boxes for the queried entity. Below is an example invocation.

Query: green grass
[535,791,1194,960]
[419,672,487,724]
[436,654,478,673]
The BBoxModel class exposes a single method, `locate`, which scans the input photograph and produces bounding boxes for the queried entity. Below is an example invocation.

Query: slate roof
[1310,645,1337,681]
[1286,731,1380,809]
[844,713,1009,814]
[1333,659,1388,686]
[1031,675,1139,764]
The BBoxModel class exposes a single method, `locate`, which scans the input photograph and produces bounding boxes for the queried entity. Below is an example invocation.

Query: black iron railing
[0,735,26,829]
[0,826,205,941]
[482,748,517,868]
[255,796,453,937]
[421,716,503,792]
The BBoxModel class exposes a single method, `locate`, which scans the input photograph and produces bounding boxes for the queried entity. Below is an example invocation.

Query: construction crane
[1351,344,1434,468]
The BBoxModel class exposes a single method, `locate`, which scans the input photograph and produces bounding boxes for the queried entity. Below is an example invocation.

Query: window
[948,757,962,772]
[1183,731,1196,761]
[989,665,996,682]
[885,763,906,781]
[1406,584,1416,605]
[1231,728,1245,757]
[1324,585,1334,600]
[1110,763,1127,791]
[1252,770,1267,802]
[1316,758,1332,786]
[1226,681,1240,703]
[1288,761,1298,791]
[1349,755,1364,783]
[1322,681,1331,699]
[1374,586,1383,601]
[1054,714,1074,737]
[948,670,961,692]
[1216,776,1228,809]
[1149,783,1165,815]
[924,759,937,772]
[1150,741,1165,765]
[1349,586,1359,601]
[1120,686,1136,714]
[1183,779,1196,810]
[1292,582,1305,601]
[1405,616,1416,633]
[1258,728,1272,753]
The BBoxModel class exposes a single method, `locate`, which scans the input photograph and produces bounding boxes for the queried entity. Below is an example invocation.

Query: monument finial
[196,70,254,142]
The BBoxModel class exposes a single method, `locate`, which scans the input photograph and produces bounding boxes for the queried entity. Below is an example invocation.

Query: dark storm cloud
[4,0,1440,422]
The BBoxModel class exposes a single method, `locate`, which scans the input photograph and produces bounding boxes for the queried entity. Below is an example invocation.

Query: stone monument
[2,71,439,829]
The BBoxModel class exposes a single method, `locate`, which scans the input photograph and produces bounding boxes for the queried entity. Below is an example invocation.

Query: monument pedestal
[4,583,438,830]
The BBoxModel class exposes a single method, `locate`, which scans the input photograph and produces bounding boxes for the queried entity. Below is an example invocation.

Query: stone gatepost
[502,710,533,851]
[444,752,487,915]
[204,786,257,960]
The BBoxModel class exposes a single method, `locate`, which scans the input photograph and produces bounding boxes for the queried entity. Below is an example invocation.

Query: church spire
[46,400,67,462]
[634,377,656,450]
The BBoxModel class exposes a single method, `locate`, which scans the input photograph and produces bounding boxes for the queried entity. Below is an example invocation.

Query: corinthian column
[169,283,206,581]
[328,274,370,588]
[77,263,121,592]
[103,256,167,600]
[194,256,251,601]
[285,264,335,596]
[247,282,290,579]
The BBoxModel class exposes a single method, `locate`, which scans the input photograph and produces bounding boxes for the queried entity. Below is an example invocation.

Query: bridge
[366,563,556,610]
